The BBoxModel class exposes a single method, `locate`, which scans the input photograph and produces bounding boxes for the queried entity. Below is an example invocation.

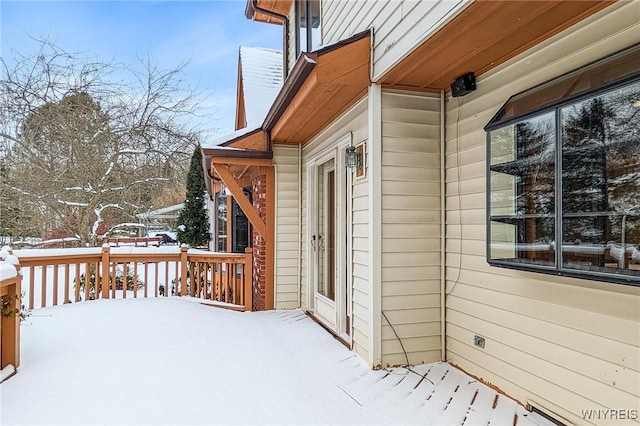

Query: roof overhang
[244,0,292,24]
[201,143,273,198]
[264,30,371,145]
[378,0,616,92]
[201,146,273,238]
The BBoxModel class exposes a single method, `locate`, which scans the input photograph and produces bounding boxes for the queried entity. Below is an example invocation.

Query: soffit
[379,1,616,91]
[245,0,292,24]
[265,31,371,145]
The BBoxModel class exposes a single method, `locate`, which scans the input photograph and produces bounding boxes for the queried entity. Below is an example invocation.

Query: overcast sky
[0,0,282,139]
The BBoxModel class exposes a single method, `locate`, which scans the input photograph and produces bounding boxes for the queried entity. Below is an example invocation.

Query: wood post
[180,245,188,296]
[244,248,253,312]
[101,245,110,299]
[1,276,21,371]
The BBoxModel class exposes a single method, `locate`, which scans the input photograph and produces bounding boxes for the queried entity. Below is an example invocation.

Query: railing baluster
[41,266,47,308]
[122,263,127,299]
[145,262,149,298]
[216,262,222,302]
[52,263,59,307]
[29,266,35,310]
[240,262,245,306]
[75,263,81,302]
[205,262,210,299]
[84,263,90,301]
[195,262,199,297]
[111,262,117,299]
[64,263,70,304]
[133,262,138,298]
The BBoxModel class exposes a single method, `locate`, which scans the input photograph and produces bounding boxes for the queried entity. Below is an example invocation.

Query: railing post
[1,275,21,372]
[244,248,253,312]
[180,245,188,297]
[101,244,110,299]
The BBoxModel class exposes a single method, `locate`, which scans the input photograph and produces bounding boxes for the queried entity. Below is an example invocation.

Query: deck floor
[271,310,552,426]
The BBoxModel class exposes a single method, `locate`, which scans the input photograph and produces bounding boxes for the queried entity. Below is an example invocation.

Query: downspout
[297,143,302,308]
[440,89,446,362]
[250,0,289,78]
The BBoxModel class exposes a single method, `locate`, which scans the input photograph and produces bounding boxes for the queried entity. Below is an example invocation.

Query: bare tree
[0,39,206,245]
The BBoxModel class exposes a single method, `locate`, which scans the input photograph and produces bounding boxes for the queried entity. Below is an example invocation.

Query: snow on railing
[13,245,253,312]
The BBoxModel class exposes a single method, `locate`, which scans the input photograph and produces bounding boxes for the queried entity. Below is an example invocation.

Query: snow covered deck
[0,298,553,425]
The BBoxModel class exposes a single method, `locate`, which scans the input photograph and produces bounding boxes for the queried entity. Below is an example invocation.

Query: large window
[215,191,227,252]
[214,189,251,253]
[295,0,321,57]
[486,45,640,285]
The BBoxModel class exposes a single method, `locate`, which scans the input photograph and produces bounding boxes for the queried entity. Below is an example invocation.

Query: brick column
[251,174,267,311]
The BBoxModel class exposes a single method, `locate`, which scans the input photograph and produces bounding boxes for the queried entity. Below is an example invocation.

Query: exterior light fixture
[345,145,362,169]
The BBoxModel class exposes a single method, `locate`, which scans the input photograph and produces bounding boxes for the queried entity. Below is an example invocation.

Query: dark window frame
[295,0,321,57]
[485,45,640,287]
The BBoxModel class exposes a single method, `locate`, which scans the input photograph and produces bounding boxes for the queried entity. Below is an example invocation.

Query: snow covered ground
[1,298,552,425]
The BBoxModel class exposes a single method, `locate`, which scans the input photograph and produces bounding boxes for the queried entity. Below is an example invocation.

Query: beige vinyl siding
[301,98,370,360]
[273,145,301,309]
[286,6,297,77]
[444,3,640,425]
[351,136,369,360]
[380,90,442,366]
[322,0,467,82]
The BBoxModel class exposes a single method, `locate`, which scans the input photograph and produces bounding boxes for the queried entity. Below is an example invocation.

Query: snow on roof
[201,125,262,148]
[239,46,282,127]
[136,203,184,220]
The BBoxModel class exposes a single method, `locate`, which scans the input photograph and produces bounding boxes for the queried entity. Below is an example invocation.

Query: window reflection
[561,83,640,275]
[296,0,321,56]
[488,77,640,283]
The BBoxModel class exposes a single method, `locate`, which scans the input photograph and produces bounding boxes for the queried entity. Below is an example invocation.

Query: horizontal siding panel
[382,239,433,253]
[382,195,440,210]
[382,278,440,296]
[453,270,640,335]
[383,252,440,267]
[383,165,440,181]
[445,176,485,196]
[384,137,441,154]
[382,180,440,195]
[382,209,440,224]
[383,92,441,110]
[445,145,486,168]
[382,321,441,340]
[381,268,441,286]
[381,350,441,368]
[447,311,639,395]
[445,338,639,426]
[447,325,638,410]
[381,336,441,358]
[382,293,440,310]
[382,223,440,237]
[448,290,639,370]
[382,107,440,125]
[382,152,440,168]
[383,122,440,140]
[383,307,441,325]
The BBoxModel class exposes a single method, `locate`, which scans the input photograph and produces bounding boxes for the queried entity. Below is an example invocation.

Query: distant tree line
[0,39,212,245]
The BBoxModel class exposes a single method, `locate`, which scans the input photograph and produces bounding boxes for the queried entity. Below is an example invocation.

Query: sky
[0,0,282,139]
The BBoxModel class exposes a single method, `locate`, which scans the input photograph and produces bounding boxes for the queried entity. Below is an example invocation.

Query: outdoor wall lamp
[345,145,362,169]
